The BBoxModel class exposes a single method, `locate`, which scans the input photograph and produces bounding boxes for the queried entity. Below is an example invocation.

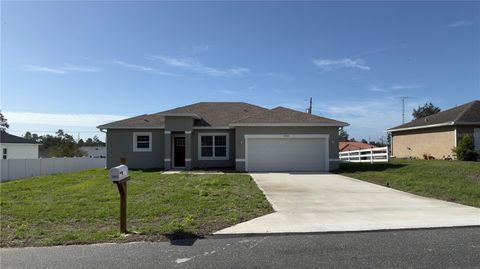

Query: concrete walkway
[215,173,480,234]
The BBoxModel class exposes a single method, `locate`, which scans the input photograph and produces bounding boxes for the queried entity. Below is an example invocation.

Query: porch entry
[173,137,186,167]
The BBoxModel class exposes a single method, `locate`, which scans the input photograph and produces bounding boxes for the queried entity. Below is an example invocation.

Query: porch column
[164,131,171,170]
[185,131,192,169]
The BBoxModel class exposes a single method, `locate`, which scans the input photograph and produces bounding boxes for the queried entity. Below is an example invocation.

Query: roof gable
[230,106,348,126]
[388,100,480,131]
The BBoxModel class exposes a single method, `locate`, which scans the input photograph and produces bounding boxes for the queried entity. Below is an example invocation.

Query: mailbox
[109,165,129,182]
[109,164,130,234]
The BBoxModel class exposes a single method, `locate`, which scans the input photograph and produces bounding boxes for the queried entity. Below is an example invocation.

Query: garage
[245,134,329,172]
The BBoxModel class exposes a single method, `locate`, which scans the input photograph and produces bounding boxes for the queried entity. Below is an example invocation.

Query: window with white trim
[2,148,7,159]
[199,134,228,160]
[133,132,152,152]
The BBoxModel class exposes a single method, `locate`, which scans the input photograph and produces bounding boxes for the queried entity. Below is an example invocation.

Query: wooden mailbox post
[109,165,130,234]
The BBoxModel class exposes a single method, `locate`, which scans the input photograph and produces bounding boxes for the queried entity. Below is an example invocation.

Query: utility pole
[307,97,312,114]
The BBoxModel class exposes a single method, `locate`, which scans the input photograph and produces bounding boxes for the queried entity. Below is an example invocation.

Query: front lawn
[337,159,480,208]
[0,169,273,247]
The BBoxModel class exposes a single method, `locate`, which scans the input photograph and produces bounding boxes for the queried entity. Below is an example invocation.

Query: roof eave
[387,121,455,132]
[229,122,349,127]
[96,126,166,130]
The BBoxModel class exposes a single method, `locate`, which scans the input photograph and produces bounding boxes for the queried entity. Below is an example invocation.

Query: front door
[174,137,186,167]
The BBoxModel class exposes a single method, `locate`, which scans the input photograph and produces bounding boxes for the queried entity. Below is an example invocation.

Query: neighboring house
[0,132,40,159]
[80,146,107,158]
[97,102,348,172]
[387,100,480,159]
[339,141,377,152]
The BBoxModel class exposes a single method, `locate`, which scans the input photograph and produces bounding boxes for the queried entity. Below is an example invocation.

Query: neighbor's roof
[230,106,348,126]
[0,132,39,144]
[388,100,480,132]
[97,102,347,129]
[339,141,376,152]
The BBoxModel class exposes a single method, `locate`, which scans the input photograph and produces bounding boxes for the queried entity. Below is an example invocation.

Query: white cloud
[149,55,251,77]
[3,111,127,127]
[24,64,100,74]
[368,86,388,92]
[312,58,371,71]
[60,64,100,72]
[113,60,180,76]
[368,84,421,92]
[389,84,421,90]
[448,20,472,28]
[24,65,67,74]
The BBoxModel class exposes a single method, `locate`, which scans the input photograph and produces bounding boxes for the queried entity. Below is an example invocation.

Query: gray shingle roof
[388,100,480,131]
[159,102,268,127]
[0,132,39,144]
[97,102,347,129]
[231,106,348,126]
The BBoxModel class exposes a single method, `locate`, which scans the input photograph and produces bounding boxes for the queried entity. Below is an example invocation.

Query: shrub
[452,135,477,161]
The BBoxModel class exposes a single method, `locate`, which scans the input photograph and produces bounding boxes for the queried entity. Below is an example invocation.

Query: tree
[452,135,477,161]
[0,112,9,131]
[78,139,85,147]
[24,131,32,140]
[361,139,368,144]
[339,128,349,142]
[412,102,441,120]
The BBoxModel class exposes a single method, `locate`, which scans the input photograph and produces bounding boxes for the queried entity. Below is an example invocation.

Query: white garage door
[246,135,329,172]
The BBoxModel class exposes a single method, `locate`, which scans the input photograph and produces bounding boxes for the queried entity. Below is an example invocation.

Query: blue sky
[2,1,479,141]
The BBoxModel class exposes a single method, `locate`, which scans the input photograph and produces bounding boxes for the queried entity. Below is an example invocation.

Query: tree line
[23,129,105,158]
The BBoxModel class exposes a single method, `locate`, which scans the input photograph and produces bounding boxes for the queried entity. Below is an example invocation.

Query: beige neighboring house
[0,132,40,159]
[387,100,480,159]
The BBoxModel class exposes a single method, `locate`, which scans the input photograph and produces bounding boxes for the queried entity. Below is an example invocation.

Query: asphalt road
[2,227,480,269]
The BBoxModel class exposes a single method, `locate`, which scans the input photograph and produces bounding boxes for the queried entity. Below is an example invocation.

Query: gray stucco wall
[106,129,164,169]
[191,129,235,169]
[234,126,340,171]
[165,117,193,131]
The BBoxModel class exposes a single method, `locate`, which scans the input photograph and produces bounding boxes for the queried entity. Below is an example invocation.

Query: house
[0,132,40,159]
[97,102,348,172]
[387,100,480,159]
[339,141,377,152]
[80,146,107,158]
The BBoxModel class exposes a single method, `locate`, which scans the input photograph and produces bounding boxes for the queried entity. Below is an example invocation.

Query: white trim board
[132,132,152,152]
[244,134,330,172]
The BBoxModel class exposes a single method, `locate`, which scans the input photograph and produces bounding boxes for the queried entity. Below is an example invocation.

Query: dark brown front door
[174,137,186,167]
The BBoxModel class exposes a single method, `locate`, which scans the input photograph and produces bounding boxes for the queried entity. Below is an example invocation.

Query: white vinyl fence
[339,147,389,163]
[0,157,106,182]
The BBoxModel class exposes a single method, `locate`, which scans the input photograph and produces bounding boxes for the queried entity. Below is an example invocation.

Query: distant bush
[452,135,477,161]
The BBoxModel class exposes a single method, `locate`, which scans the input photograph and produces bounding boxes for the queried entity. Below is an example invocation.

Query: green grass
[0,169,273,247]
[337,159,480,208]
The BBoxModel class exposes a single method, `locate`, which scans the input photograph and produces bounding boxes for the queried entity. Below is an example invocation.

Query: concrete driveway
[215,173,480,234]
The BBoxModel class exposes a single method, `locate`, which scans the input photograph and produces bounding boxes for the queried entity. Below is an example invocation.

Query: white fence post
[339,147,389,164]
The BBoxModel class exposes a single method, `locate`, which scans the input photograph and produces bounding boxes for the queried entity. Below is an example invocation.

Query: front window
[199,134,228,160]
[2,148,7,159]
[133,132,152,152]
